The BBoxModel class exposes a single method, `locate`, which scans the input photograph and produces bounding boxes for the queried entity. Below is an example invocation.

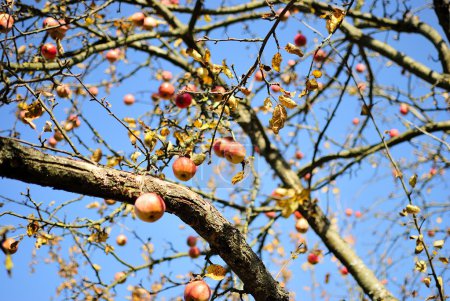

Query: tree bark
[0,136,289,301]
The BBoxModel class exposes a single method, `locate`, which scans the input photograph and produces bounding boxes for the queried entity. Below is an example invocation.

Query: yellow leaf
[312,70,322,78]
[438,257,448,264]
[131,151,142,162]
[5,253,13,276]
[204,14,211,22]
[272,53,282,72]
[279,94,297,109]
[144,131,157,150]
[269,104,287,134]
[409,174,417,188]
[27,220,40,237]
[91,148,103,163]
[405,204,420,214]
[326,8,346,34]
[285,43,304,57]
[191,153,206,166]
[263,97,273,110]
[86,201,100,209]
[107,156,122,167]
[222,60,234,78]
[306,79,319,91]
[105,244,114,255]
[205,264,226,280]
[187,48,203,62]
[203,49,211,64]
[232,171,245,185]
[415,260,427,273]
[433,240,444,249]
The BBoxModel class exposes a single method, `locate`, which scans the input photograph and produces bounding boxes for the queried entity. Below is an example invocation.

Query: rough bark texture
[0,136,289,301]
[433,0,450,42]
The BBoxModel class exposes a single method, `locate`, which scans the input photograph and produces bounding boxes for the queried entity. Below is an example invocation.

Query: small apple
[143,16,158,30]
[54,130,64,141]
[104,199,116,205]
[399,103,409,115]
[211,86,226,102]
[355,63,366,73]
[313,49,326,62]
[0,13,14,33]
[188,246,201,258]
[265,211,276,219]
[47,136,57,147]
[114,271,126,284]
[254,70,264,81]
[212,137,233,158]
[352,117,360,125]
[357,82,367,92]
[276,8,290,21]
[295,217,309,233]
[345,208,353,217]
[294,33,307,47]
[158,82,175,99]
[270,85,281,93]
[105,49,120,63]
[175,93,193,108]
[134,193,166,223]
[429,167,437,176]
[389,128,399,138]
[130,12,145,26]
[184,280,211,301]
[307,252,320,265]
[304,173,311,181]
[355,211,362,218]
[172,157,197,181]
[132,287,151,301]
[427,230,435,237]
[223,141,246,164]
[68,114,81,128]
[295,151,303,160]
[56,84,72,98]
[123,94,135,105]
[294,211,302,219]
[41,43,57,60]
[340,266,349,276]
[288,59,296,66]
[43,17,69,40]
[187,236,197,247]
[116,234,127,246]
[161,70,173,81]
[88,86,99,96]
[1,238,18,254]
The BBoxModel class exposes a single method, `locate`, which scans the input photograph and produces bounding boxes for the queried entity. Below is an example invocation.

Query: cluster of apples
[39,17,70,61]
[186,235,201,259]
[212,137,246,164]
[47,115,81,147]
[129,12,159,31]
[294,211,309,233]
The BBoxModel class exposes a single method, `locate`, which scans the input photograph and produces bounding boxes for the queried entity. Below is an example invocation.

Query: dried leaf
[203,48,211,64]
[279,94,297,109]
[222,60,234,78]
[91,148,103,163]
[131,151,142,162]
[415,260,427,273]
[269,104,287,134]
[191,153,206,166]
[312,70,322,78]
[306,79,319,91]
[186,48,203,62]
[360,104,373,116]
[438,257,448,264]
[405,204,420,214]
[232,171,245,185]
[326,8,346,34]
[104,244,114,255]
[409,174,417,188]
[433,240,444,249]
[27,220,40,237]
[285,43,304,57]
[205,264,226,280]
[263,97,273,110]
[423,276,431,287]
[5,253,13,276]
[272,53,282,72]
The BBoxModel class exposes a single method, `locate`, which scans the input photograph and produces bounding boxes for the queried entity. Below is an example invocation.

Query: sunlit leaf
[205,264,226,280]
[285,43,304,57]
[312,70,322,78]
[269,104,287,134]
[272,53,282,72]
[27,220,40,237]
[415,260,427,273]
[279,94,297,109]
[409,174,417,188]
[232,171,245,185]
[433,240,444,249]
[405,204,420,214]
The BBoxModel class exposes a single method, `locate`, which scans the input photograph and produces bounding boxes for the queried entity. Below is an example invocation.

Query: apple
[54,130,64,141]
[175,93,193,108]
[106,49,120,63]
[265,211,276,219]
[254,70,264,81]
[162,0,179,5]
[211,86,226,102]
[0,13,14,33]
[69,114,81,128]
[158,82,175,99]
[345,208,353,217]
[212,137,233,158]
[294,33,307,47]
[295,151,303,160]
[427,230,435,237]
[123,94,135,105]
[355,211,362,218]
[88,86,99,96]
[288,59,296,66]
[56,84,72,98]
[188,246,201,258]
[43,17,69,40]
[104,199,116,205]
[276,8,290,21]
[172,157,197,181]
[270,85,281,93]
[355,63,366,73]
[187,236,197,247]
[1,238,18,254]
[130,12,145,26]
[134,193,166,222]
[294,211,302,219]
[352,117,360,125]
[429,167,437,176]
[307,252,320,265]
[184,84,197,93]
[116,234,127,246]
[143,16,158,30]
[340,266,349,275]
[399,103,409,115]
[295,217,309,233]
[223,141,246,164]
[184,280,211,301]
[357,82,367,92]
[389,128,399,138]
[132,287,151,301]
[114,271,126,284]
[304,173,311,181]
[41,43,57,60]
[161,70,172,81]
[48,136,57,147]
[313,49,326,62]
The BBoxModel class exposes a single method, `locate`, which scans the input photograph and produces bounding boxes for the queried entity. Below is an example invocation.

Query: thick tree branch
[0,136,288,301]
[433,0,450,42]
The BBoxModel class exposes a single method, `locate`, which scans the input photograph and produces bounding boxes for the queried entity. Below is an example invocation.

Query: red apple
[307,252,320,265]
[400,103,409,115]
[41,43,57,60]
[43,17,69,40]
[288,59,296,66]
[68,114,81,128]
[48,136,57,147]
[212,137,233,158]
[345,208,353,217]
[211,86,226,102]
[294,211,302,219]
[295,217,309,233]
[352,117,360,125]
[276,8,290,21]
[159,82,175,99]
[304,172,311,181]
[114,271,126,284]
[294,33,307,47]
[172,157,197,181]
[56,84,72,98]
[189,246,201,258]
[427,230,435,237]
[389,128,399,138]
[143,16,158,30]
[175,93,193,108]
[104,199,116,205]
[116,234,127,246]
[184,280,211,301]
[223,141,246,164]
[187,236,197,247]
[254,70,264,81]
[130,12,145,26]
[106,49,120,63]
[340,266,349,275]
[429,167,437,176]
[355,211,362,218]
[270,85,281,93]
[134,193,166,222]
[1,238,18,254]
[357,82,367,92]
[161,70,172,81]
[265,211,276,219]
[313,49,326,62]
[54,130,64,141]
[123,94,135,105]
[295,151,303,160]
[88,86,99,96]
[355,63,366,73]
[0,13,14,33]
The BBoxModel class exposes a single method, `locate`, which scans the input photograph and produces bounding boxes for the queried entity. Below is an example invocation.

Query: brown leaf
[278,94,297,109]
[205,264,227,280]
[326,8,346,34]
[285,43,304,57]
[269,104,287,134]
[231,171,245,185]
[272,53,282,72]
